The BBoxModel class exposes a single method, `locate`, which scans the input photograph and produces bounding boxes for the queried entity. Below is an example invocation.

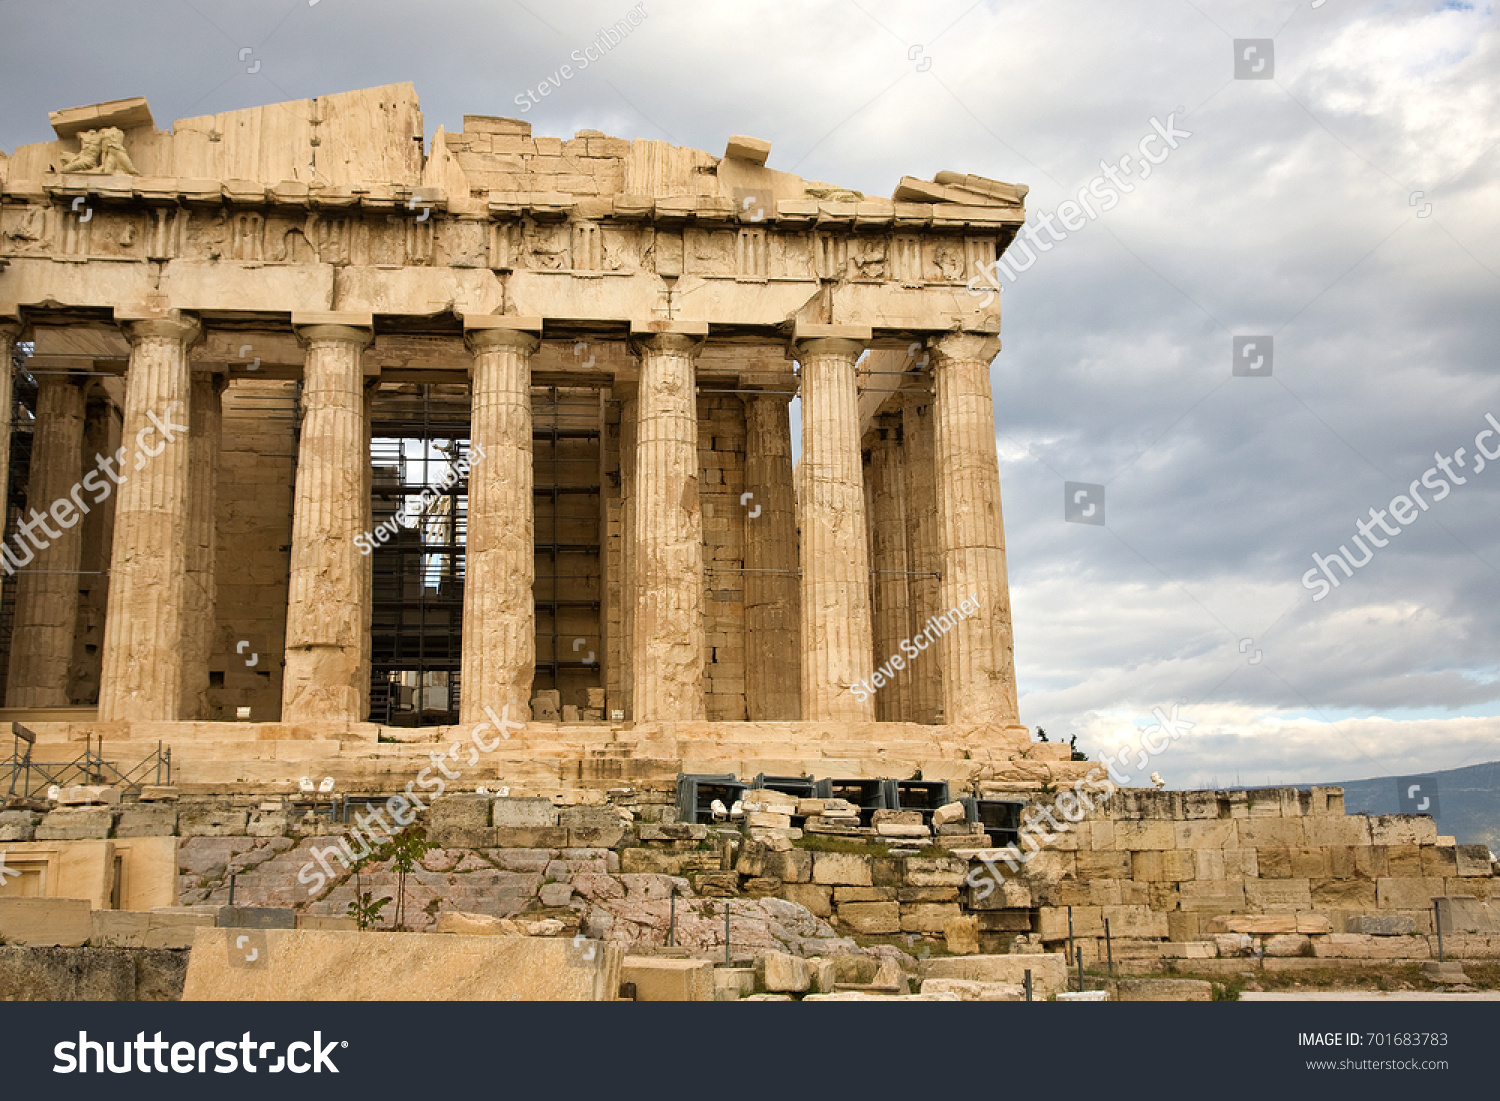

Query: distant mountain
[1284,761,1500,850]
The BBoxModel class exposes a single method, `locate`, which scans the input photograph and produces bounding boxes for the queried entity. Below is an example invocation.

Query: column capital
[791,322,870,361]
[629,322,706,358]
[930,331,1002,366]
[292,311,374,348]
[0,306,23,341]
[464,316,542,356]
[118,309,202,348]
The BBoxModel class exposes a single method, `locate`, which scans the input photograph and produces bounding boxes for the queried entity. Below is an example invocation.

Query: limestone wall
[996,786,1495,950]
[209,378,296,721]
[699,393,747,721]
[5,784,1493,974]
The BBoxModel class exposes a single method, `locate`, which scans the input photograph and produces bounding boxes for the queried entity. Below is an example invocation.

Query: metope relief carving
[59,128,139,175]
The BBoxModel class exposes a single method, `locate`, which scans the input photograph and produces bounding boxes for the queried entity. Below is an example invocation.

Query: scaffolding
[532,386,602,703]
[367,384,471,726]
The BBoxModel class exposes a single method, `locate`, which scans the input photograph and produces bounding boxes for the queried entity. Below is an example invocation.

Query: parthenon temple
[0,83,1070,794]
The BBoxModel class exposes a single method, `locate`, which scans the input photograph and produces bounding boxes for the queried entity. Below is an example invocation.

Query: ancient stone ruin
[1,85,1494,1001]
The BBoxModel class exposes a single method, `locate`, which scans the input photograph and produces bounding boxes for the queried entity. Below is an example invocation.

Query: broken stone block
[1456,844,1492,877]
[837,901,899,934]
[1114,978,1213,1002]
[539,882,574,907]
[812,851,873,886]
[713,967,756,1001]
[944,915,981,955]
[932,801,967,826]
[744,811,791,828]
[1346,914,1416,936]
[36,807,116,840]
[806,957,837,993]
[871,958,910,993]
[177,807,249,837]
[0,810,41,841]
[562,705,579,722]
[760,950,810,993]
[621,957,715,1001]
[1263,933,1311,957]
[920,978,1023,1000]
[724,134,771,165]
[113,803,179,837]
[491,797,559,828]
[430,794,493,831]
[871,809,923,826]
[57,784,121,806]
[435,910,514,936]
[876,822,929,838]
[903,856,967,887]
[137,786,179,802]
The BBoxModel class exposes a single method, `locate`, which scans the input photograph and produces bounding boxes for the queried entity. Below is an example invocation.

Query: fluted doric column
[99,311,201,721]
[7,372,86,706]
[744,389,800,720]
[901,392,944,724]
[614,383,638,719]
[866,412,913,721]
[461,318,540,724]
[931,332,1021,728]
[282,313,373,723]
[794,324,874,721]
[180,371,224,719]
[629,325,707,721]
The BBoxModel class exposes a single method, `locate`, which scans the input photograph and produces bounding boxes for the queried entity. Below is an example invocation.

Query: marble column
[629,326,707,721]
[866,413,913,722]
[931,332,1021,727]
[615,383,638,719]
[743,389,800,720]
[901,392,944,724]
[282,313,373,724]
[180,371,224,719]
[99,311,201,721]
[460,319,540,725]
[6,372,86,707]
[794,324,874,722]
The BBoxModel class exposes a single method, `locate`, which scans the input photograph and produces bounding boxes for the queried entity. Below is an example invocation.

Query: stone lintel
[792,322,873,344]
[462,315,544,334]
[629,319,710,337]
[291,310,374,330]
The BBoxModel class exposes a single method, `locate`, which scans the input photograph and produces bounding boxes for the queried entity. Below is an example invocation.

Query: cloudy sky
[3,0,1496,789]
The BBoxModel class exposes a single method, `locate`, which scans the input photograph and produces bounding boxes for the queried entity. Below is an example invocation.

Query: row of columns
[3,310,1019,731]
